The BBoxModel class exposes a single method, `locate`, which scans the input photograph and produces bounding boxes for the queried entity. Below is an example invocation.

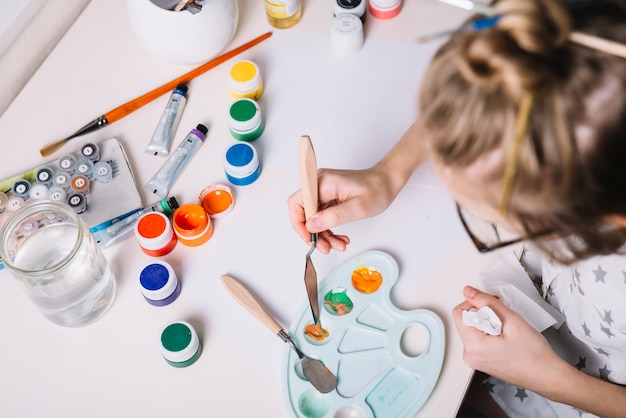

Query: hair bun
[455,0,571,99]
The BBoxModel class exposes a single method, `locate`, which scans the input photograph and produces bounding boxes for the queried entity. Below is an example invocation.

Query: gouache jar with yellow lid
[228,60,264,100]
[172,203,213,247]
[228,98,264,141]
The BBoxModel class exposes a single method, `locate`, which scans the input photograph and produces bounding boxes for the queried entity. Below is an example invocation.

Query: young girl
[287,0,626,416]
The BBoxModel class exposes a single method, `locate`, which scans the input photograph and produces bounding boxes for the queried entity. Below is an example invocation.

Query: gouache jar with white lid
[330,14,364,55]
[160,320,202,368]
[228,98,264,141]
[134,211,177,257]
[139,260,180,306]
[224,142,261,186]
[369,0,402,19]
[228,60,264,100]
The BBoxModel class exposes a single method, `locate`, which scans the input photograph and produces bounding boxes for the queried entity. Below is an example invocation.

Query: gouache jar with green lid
[228,98,264,142]
[160,320,202,368]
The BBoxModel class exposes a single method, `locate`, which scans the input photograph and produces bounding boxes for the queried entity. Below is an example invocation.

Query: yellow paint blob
[351,266,383,294]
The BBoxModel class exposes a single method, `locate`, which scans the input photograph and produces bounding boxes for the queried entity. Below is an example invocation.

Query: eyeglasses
[456,203,523,253]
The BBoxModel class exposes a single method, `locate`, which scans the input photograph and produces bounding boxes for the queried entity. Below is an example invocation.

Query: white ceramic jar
[127,0,239,65]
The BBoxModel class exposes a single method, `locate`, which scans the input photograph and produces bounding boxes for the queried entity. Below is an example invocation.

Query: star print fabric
[486,249,626,417]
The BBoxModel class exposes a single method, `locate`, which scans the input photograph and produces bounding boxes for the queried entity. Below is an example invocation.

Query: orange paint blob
[351,266,383,293]
[304,323,330,342]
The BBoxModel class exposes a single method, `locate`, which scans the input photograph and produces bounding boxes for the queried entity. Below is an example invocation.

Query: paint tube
[145,84,188,157]
[145,124,208,198]
[95,197,179,248]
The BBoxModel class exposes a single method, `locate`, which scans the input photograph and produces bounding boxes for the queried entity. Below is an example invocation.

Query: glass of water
[0,200,116,327]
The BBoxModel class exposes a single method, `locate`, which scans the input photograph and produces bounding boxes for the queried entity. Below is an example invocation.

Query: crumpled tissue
[462,306,502,336]
[473,252,565,333]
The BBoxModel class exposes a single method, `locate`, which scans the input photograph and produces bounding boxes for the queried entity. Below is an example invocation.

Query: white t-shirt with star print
[487,249,626,417]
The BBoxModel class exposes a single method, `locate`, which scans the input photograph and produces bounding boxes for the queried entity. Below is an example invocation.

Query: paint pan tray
[282,250,445,418]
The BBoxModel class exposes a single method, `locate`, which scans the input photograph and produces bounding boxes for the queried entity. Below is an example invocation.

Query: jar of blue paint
[224,142,261,186]
[139,260,180,306]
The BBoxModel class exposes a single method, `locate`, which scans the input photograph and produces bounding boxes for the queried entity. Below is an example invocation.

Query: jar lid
[224,142,260,178]
[135,211,175,251]
[229,60,262,94]
[330,14,364,55]
[139,260,179,301]
[229,99,263,132]
[160,321,201,365]
[198,184,235,218]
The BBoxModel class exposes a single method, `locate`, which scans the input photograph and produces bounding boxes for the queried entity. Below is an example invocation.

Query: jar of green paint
[228,98,264,142]
[160,320,202,368]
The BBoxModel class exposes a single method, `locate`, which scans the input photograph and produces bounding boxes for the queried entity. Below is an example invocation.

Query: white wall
[0,0,91,116]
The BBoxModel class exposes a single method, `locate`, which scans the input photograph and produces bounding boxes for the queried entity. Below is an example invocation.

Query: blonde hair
[419,0,626,263]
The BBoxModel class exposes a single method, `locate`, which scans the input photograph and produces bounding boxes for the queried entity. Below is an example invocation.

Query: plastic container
[67,193,87,214]
[198,184,235,218]
[81,142,100,161]
[228,98,264,141]
[160,320,202,368]
[330,14,364,55]
[265,0,302,29]
[224,142,261,186]
[134,211,177,257]
[369,0,402,19]
[12,179,30,199]
[228,60,264,100]
[139,260,180,306]
[35,166,54,186]
[172,203,213,247]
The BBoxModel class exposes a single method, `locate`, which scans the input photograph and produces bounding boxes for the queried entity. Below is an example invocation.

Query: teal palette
[283,250,445,418]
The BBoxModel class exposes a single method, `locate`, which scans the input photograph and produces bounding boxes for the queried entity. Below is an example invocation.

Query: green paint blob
[324,287,354,315]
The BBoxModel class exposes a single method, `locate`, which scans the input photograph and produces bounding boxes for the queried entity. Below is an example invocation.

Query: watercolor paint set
[283,250,445,418]
[0,137,144,268]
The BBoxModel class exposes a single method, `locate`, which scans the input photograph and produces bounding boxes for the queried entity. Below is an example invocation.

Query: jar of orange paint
[134,211,177,257]
[198,184,234,218]
[172,203,213,246]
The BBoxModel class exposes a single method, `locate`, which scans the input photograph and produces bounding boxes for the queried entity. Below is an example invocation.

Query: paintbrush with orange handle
[40,31,273,157]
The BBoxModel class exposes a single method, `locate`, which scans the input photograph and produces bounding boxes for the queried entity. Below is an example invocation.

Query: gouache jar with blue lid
[228,98,264,142]
[139,260,180,306]
[224,142,261,186]
[160,320,202,368]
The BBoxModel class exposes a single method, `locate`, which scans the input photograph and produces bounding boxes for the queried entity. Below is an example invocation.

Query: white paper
[477,252,565,332]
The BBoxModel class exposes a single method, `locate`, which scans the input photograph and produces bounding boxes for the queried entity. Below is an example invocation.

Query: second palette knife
[299,135,320,326]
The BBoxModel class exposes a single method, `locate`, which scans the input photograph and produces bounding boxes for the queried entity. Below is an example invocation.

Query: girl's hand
[452,286,566,393]
[287,166,395,254]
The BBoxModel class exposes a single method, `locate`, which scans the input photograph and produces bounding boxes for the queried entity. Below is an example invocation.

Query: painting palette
[283,250,445,418]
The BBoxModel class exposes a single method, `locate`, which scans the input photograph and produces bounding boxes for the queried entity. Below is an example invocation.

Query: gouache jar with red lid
[135,211,177,256]
[172,203,213,247]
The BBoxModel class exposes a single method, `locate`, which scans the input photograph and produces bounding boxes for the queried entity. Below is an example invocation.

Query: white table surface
[0,1,514,417]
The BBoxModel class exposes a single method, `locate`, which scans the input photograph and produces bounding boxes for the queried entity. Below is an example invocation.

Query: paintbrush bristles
[39,139,68,157]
